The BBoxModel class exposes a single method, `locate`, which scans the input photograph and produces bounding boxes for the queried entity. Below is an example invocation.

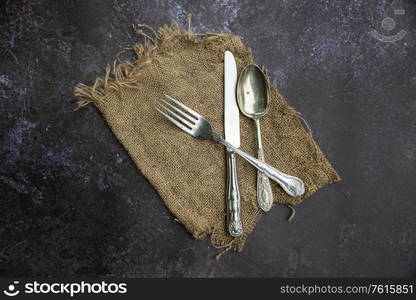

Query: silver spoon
[237,65,304,210]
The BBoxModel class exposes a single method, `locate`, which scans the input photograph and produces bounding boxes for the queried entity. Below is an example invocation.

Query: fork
[157,95,305,197]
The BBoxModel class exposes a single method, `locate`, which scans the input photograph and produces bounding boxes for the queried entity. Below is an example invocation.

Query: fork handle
[212,134,305,197]
[226,149,243,237]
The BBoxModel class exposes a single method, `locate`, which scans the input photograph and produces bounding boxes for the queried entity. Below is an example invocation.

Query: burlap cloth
[75,22,340,253]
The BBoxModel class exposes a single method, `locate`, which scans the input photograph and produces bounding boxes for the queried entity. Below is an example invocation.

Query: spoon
[237,65,304,210]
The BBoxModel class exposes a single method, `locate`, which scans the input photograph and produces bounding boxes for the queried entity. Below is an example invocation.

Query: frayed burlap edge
[74,17,340,257]
[75,17,233,108]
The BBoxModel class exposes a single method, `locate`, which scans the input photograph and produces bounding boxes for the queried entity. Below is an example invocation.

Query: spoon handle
[257,148,274,212]
[255,119,274,212]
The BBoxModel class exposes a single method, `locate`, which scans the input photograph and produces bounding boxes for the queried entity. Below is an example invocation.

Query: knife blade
[224,51,240,148]
[224,51,242,237]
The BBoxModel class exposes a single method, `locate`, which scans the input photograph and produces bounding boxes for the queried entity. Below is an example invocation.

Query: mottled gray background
[0,0,415,277]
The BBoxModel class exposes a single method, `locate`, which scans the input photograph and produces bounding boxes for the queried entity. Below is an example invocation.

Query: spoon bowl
[237,64,270,120]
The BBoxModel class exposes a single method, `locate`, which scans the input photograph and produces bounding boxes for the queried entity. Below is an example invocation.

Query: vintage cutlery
[237,64,274,212]
[156,95,305,197]
[224,51,242,237]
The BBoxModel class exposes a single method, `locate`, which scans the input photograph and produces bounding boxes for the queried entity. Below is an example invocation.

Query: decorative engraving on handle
[226,150,243,237]
[257,148,274,211]
[257,170,274,212]
[237,147,305,197]
[229,217,243,237]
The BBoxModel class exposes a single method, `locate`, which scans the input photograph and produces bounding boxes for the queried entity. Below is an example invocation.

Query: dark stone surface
[0,0,415,277]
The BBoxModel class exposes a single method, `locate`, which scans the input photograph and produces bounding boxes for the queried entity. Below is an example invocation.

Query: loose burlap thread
[75,21,340,253]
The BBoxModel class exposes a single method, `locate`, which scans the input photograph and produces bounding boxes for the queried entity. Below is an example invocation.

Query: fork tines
[156,95,199,134]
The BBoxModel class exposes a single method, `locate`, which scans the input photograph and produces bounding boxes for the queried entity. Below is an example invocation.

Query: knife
[224,51,242,237]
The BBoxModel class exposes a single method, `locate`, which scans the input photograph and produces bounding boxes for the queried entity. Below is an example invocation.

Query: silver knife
[224,51,242,237]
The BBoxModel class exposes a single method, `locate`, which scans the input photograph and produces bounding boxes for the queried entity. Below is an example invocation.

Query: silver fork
[157,95,305,197]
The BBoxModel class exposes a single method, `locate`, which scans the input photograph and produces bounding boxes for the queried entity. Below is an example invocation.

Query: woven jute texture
[75,22,340,253]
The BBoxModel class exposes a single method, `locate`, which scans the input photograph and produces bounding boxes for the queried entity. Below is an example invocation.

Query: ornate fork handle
[212,134,305,197]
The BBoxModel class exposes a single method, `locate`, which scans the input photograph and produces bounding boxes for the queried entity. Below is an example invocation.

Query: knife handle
[226,149,243,237]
